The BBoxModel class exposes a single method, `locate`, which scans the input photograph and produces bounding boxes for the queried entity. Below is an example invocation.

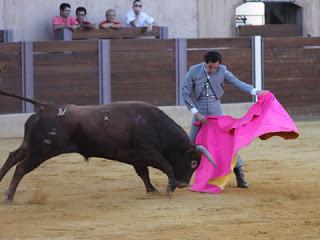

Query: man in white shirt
[126,0,155,29]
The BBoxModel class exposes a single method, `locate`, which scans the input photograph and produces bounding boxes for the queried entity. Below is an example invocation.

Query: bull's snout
[175,180,190,189]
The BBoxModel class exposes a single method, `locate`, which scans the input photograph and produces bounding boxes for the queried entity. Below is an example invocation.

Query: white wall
[236,2,265,26]
[0,0,198,41]
[0,0,320,41]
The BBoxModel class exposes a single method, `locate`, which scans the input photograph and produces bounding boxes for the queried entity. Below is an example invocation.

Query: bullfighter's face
[206,61,220,75]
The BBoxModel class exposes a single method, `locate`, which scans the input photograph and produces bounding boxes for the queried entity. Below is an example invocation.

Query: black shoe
[234,167,249,188]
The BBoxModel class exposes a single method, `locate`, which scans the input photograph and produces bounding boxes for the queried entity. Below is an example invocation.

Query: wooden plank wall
[264,37,320,117]
[0,43,22,113]
[110,39,176,105]
[187,37,253,103]
[73,26,161,40]
[237,24,300,37]
[33,41,99,105]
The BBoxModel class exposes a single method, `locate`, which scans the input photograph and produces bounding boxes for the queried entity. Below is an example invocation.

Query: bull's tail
[0,89,47,109]
[0,63,6,72]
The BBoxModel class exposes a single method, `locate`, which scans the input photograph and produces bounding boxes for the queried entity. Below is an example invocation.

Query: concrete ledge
[0,103,253,139]
[160,102,253,130]
[0,113,32,138]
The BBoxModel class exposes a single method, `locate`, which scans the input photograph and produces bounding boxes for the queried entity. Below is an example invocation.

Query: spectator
[75,6,95,29]
[53,3,79,30]
[126,0,155,30]
[99,9,124,29]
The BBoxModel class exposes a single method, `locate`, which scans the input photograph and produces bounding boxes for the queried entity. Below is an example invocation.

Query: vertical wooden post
[160,27,169,39]
[98,40,111,105]
[175,38,187,105]
[4,30,13,42]
[252,35,263,102]
[21,41,34,113]
[54,28,73,40]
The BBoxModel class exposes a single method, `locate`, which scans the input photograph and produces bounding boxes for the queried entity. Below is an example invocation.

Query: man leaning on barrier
[75,6,95,30]
[126,0,156,31]
[99,9,124,29]
[53,3,79,31]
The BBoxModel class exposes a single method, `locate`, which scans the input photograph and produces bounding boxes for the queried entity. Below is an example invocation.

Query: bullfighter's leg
[0,143,28,183]
[133,165,158,193]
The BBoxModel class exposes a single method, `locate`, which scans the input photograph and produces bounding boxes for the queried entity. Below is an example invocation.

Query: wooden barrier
[110,39,176,105]
[264,37,320,117]
[187,37,253,103]
[33,41,100,105]
[0,43,22,113]
[236,24,301,37]
[73,26,168,40]
[1,37,318,118]
[55,26,168,41]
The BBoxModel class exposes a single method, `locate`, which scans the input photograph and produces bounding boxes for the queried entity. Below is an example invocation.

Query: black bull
[0,90,216,204]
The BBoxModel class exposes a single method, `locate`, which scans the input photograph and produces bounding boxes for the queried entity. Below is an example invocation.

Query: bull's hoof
[6,198,13,205]
[166,185,176,195]
[147,188,160,195]
[147,190,161,197]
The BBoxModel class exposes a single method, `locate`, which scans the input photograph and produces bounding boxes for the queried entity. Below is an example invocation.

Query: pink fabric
[191,92,299,193]
[53,16,78,27]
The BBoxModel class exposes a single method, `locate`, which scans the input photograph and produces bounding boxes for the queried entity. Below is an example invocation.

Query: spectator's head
[59,3,71,18]
[132,0,142,15]
[106,9,116,22]
[76,6,87,23]
[204,50,222,74]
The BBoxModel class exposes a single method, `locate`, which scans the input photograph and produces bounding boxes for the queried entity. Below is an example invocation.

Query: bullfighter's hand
[195,112,208,125]
[256,90,268,96]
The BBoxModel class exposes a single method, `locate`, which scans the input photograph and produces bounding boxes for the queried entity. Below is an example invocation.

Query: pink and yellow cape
[191,92,299,193]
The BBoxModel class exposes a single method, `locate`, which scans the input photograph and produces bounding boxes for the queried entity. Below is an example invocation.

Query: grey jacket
[182,63,254,110]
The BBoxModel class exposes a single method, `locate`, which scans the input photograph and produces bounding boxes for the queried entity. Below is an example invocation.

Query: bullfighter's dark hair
[76,6,87,15]
[133,0,142,5]
[204,50,222,64]
[60,3,71,11]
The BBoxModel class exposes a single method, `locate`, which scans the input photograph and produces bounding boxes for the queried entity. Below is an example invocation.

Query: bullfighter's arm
[182,68,198,114]
[224,68,258,96]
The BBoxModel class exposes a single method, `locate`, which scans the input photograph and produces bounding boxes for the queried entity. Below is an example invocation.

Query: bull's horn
[195,145,217,168]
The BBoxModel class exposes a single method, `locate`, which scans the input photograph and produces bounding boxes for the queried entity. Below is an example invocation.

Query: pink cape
[191,92,299,193]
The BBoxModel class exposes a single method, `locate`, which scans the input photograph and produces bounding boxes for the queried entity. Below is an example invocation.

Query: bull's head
[172,144,217,188]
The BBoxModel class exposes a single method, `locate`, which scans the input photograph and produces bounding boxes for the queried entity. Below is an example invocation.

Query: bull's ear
[185,147,198,158]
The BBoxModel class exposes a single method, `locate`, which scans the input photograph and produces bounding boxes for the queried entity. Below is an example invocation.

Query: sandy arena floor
[0,121,320,240]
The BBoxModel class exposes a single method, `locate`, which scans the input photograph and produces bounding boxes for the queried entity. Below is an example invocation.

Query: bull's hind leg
[133,165,158,193]
[0,142,28,183]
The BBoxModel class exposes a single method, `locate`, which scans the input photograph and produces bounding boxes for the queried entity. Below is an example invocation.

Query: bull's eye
[191,160,198,169]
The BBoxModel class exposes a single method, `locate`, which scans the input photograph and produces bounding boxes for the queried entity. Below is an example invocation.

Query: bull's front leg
[133,164,159,193]
[148,155,177,195]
